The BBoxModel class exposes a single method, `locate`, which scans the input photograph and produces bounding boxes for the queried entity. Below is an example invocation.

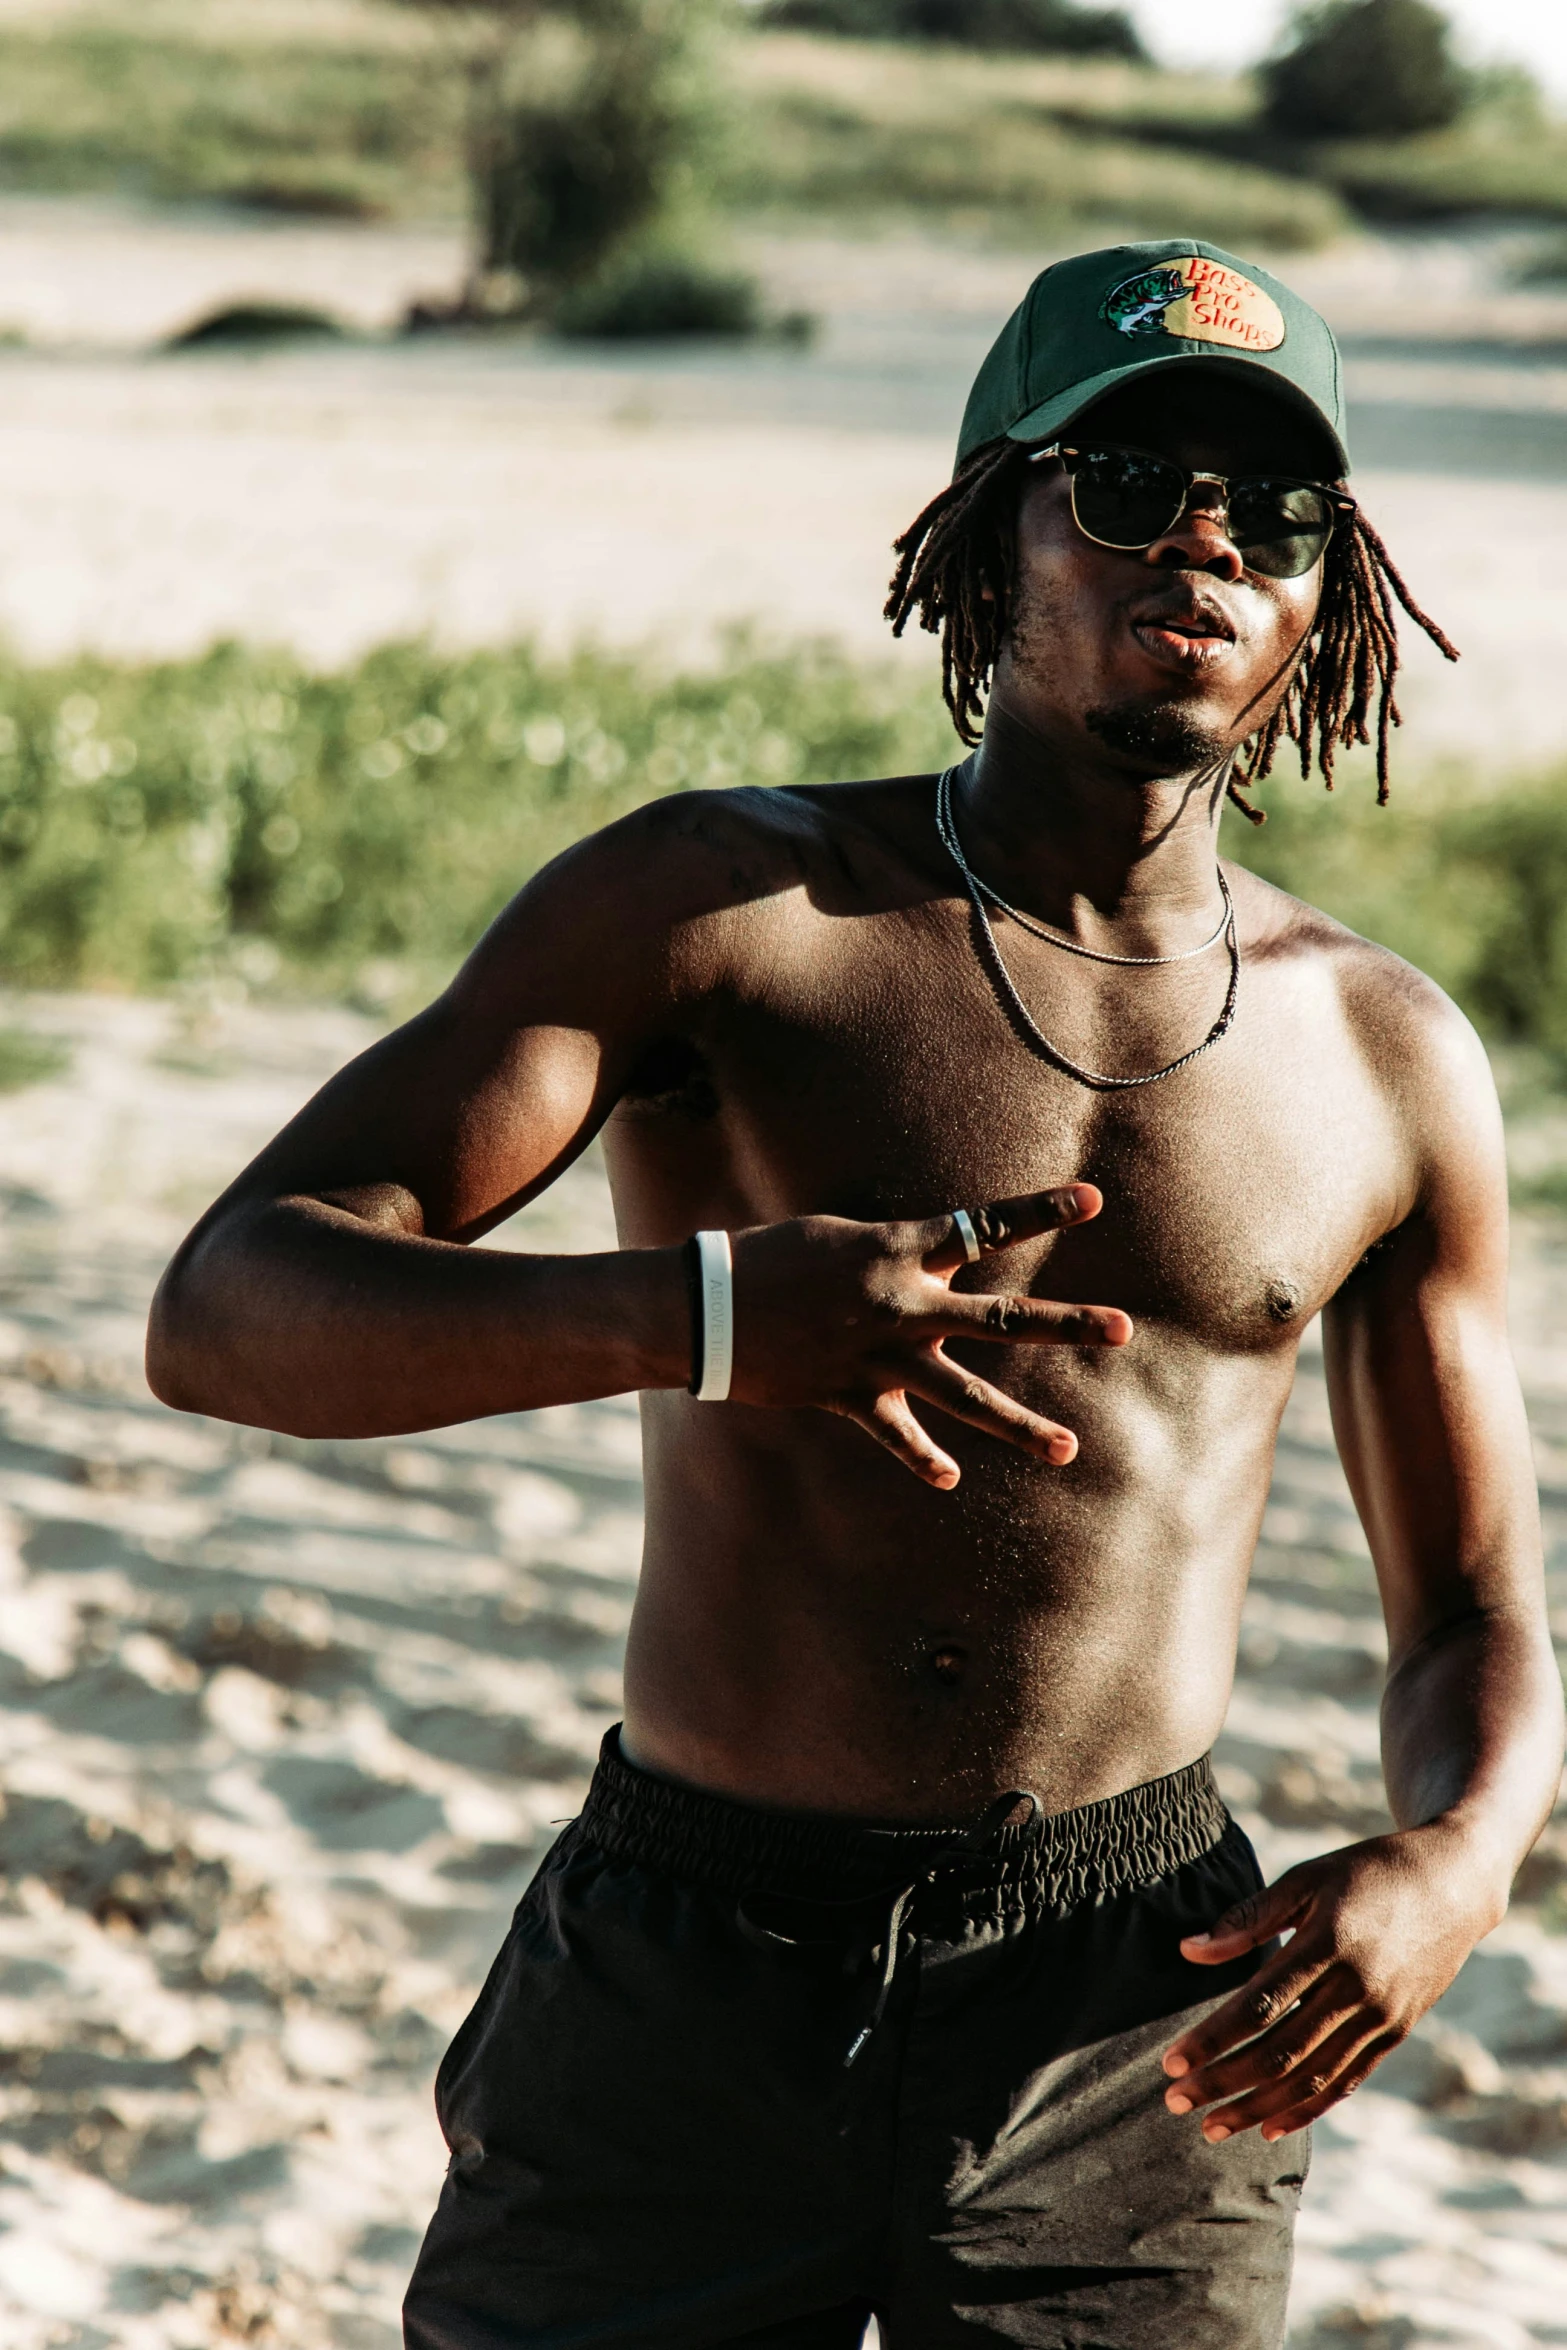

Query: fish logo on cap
[1101,256,1285,353]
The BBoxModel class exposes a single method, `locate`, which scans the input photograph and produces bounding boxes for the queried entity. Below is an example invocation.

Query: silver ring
[951,1207,982,1264]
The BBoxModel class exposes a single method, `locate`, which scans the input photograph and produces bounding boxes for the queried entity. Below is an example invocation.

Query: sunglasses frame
[1028,440,1357,576]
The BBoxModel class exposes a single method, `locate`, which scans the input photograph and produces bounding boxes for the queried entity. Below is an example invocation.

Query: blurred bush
[166,302,348,351]
[397,0,762,333]
[466,0,715,305]
[1262,0,1466,139]
[553,251,763,336]
[1514,233,1567,287]
[0,639,955,1006]
[1309,92,1567,223]
[758,0,1145,60]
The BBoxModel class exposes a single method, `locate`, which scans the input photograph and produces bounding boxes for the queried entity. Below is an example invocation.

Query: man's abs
[621,1335,1299,1821]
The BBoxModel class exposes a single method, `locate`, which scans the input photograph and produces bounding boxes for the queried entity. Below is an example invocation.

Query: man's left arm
[1163,996,1564,2143]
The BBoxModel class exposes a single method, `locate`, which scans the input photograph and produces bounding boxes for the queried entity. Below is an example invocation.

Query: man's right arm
[147,808,700,1437]
[147,790,1130,1466]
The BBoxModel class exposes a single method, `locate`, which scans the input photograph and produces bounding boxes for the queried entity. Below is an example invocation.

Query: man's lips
[1128,597,1238,672]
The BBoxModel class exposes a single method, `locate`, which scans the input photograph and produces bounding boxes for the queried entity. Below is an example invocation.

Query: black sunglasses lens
[1227,481,1336,578]
[1064,451,1339,576]
[1069,450,1186,549]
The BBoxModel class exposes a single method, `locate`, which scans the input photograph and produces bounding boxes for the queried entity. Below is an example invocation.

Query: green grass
[0,13,1339,250]
[1219,767,1567,1063]
[1304,109,1567,226]
[0,638,958,1008]
[0,16,464,217]
[991,57,1567,229]
[0,12,1560,251]
[0,1026,70,1090]
[1512,233,1567,286]
[3,635,1567,1077]
[736,35,1567,238]
[1511,1166,1567,1211]
[726,35,1347,249]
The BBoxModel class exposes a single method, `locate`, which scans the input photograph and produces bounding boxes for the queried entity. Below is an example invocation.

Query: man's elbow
[145,1252,221,1415]
[144,1219,271,1422]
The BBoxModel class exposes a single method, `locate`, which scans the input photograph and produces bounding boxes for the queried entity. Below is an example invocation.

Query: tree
[395,1,721,317]
[759,0,1145,61]
[1262,0,1466,139]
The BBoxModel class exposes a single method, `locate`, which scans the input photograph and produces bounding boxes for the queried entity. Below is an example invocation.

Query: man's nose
[1144,494,1245,582]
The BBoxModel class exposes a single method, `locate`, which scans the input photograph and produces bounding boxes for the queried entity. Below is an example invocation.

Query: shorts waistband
[576,1728,1230,1910]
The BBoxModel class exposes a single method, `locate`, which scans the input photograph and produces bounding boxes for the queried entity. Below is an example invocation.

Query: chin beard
[1084,699,1233,773]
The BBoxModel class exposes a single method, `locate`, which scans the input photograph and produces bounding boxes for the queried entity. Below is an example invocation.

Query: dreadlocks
[883,438,1458,823]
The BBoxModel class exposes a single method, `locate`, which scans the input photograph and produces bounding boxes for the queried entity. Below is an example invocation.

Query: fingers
[1158,1834,1483,2144]
[905,1348,1081,1466]
[1177,1872,1315,1967]
[934,1292,1133,1349]
[841,1391,961,1490]
[1164,1964,1355,2122]
[920,1184,1101,1274]
[1164,1929,1330,2085]
[1163,1875,1402,2142]
[1253,2032,1398,2142]
[1198,2016,1399,2143]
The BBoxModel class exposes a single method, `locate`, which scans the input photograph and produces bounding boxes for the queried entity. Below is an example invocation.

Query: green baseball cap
[957,239,1349,477]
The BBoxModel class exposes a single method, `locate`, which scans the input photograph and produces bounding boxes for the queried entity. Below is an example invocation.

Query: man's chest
[609,907,1409,1347]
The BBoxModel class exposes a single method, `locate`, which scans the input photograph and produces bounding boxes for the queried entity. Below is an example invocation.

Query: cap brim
[1005,350,1350,478]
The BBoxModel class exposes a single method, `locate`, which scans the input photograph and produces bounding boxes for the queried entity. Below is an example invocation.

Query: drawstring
[844,1882,917,2068]
[843,1788,1039,2066]
[736,1788,1042,2069]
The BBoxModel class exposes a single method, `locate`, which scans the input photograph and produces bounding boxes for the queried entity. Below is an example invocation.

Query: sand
[0,992,629,2348]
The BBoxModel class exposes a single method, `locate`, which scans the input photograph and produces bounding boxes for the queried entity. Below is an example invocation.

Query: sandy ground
[0,992,1556,2350]
[0,206,1565,766]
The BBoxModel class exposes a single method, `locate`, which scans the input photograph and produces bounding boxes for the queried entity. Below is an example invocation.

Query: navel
[929,1646,968,1687]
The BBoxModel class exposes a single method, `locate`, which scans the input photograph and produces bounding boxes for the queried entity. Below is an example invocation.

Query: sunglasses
[1029,442,1356,580]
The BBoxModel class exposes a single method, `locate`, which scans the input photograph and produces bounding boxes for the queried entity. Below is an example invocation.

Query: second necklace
[935,764,1241,1093]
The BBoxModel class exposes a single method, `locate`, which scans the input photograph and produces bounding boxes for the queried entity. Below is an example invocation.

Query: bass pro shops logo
[1101,257,1285,353]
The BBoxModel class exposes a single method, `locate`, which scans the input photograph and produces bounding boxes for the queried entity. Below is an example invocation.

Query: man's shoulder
[1228,860,1491,1105]
[456,776,936,1016]
[550,774,940,924]
[609,773,934,859]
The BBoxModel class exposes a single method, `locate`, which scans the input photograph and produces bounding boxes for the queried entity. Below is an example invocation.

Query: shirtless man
[147,242,1564,2349]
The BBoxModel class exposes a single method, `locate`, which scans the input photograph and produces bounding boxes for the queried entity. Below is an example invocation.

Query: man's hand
[1161,1827,1506,2141]
[728,1185,1132,1489]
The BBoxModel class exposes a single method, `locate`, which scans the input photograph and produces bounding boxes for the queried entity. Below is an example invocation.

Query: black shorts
[404,1731,1307,2349]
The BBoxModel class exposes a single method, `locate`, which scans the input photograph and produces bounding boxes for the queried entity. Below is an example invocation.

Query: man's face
[992,371,1336,777]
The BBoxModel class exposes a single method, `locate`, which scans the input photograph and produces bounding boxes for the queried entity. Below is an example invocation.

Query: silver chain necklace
[935,764,1240,1092]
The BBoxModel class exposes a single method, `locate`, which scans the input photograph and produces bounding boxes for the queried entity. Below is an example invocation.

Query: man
[148,241,1564,2348]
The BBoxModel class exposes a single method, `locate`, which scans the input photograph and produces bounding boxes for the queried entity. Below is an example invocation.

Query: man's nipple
[929,1646,968,1687]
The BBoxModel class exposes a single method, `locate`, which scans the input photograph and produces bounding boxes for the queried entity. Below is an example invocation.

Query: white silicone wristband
[692,1229,734,1402]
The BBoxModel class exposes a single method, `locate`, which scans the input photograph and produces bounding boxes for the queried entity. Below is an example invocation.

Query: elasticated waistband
[576,1728,1230,1912]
